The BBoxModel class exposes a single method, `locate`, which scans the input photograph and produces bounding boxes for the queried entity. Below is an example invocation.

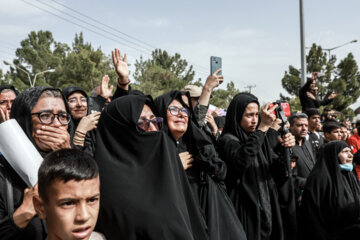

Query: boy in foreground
[33,149,105,240]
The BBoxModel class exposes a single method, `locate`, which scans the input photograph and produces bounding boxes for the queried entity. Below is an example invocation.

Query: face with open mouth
[37,177,100,240]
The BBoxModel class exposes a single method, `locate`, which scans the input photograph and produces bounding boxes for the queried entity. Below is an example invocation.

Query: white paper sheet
[0,119,43,187]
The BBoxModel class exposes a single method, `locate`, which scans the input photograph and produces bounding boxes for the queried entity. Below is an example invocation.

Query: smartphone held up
[210,56,222,76]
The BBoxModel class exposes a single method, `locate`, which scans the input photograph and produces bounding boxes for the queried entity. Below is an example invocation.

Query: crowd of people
[0,48,360,240]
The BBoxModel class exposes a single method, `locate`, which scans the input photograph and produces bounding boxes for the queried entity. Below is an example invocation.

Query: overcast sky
[0,0,359,108]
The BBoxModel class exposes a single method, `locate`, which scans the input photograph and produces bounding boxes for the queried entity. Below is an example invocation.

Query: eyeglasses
[167,106,190,117]
[68,97,87,105]
[31,111,71,125]
[137,117,163,131]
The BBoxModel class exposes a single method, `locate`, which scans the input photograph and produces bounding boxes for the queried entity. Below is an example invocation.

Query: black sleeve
[87,95,107,113]
[0,167,23,240]
[219,130,265,177]
[319,96,332,106]
[112,85,131,100]
[299,78,314,111]
[192,125,227,181]
[300,78,313,95]
[0,183,22,240]
[267,128,280,149]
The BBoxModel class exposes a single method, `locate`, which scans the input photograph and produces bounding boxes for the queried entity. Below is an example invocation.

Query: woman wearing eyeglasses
[0,87,72,240]
[154,90,247,240]
[94,94,209,239]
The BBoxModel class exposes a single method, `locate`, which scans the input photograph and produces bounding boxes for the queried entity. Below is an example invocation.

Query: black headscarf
[94,94,209,240]
[62,86,88,100]
[155,91,247,240]
[10,87,73,156]
[301,141,360,239]
[218,92,284,240]
[0,85,19,96]
[154,90,226,179]
[222,92,259,140]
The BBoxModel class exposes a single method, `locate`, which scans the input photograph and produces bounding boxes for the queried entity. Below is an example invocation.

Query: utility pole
[244,85,256,93]
[299,0,307,87]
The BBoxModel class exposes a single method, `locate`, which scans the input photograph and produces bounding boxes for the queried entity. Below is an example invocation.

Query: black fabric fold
[301,141,360,240]
[154,90,246,240]
[94,94,209,240]
[218,92,285,240]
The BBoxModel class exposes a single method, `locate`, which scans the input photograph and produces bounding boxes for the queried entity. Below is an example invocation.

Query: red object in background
[269,102,291,117]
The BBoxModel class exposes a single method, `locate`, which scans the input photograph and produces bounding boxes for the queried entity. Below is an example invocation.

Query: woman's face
[137,104,160,132]
[31,97,68,151]
[67,92,87,120]
[167,99,189,141]
[338,147,353,164]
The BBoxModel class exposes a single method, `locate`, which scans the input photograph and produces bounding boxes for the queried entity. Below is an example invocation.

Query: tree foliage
[2,31,116,94]
[281,43,360,117]
[133,49,200,97]
[210,81,240,108]
[1,31,240,109]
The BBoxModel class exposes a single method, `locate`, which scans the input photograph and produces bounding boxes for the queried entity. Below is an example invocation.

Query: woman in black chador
[94,94,209,240]
[0,87,72,240]
[154,90,247,240]
[217,93,297,240]
[301,141,360,240]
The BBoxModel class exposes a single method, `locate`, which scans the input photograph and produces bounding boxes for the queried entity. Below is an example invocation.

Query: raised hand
[204,68,224,91]
[278,132,296,148]
[206,112,218,136]
[13,184,38,228]
[112,48,129,86]
[179,151,194,170]
[77,112,101,133]
[100,75,114,99]
[258,103,277,132]
[0,108,10,123]
[328,92,338,100]
[306,91,316,100]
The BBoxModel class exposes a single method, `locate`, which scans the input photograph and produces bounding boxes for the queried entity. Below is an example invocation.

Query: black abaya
[218,92,285,240]
[94,94,209,240]
[301,141,360,240]
[154,91,247,240]
[0,87,71,240]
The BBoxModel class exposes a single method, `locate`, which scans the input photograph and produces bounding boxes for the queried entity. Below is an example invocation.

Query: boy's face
[35,177,100,240]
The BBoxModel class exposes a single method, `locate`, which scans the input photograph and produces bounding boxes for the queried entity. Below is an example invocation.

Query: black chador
[301,141,360,240]
[94,94,209,240]
[218,93,287,240]
[155,91,247,240]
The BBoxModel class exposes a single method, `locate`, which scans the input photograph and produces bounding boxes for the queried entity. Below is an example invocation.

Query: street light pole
[299,0,307,86]
[323,39,357,61]
[3,61,55,87]
[33,69,55,87]
[3,61,32,86]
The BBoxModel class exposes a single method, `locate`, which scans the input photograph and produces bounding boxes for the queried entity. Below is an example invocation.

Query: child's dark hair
[322,119,341,134]
[38,149,99,202]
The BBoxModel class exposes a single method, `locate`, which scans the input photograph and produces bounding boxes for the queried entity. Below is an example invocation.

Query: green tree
[210,81,240,108]
[133,49,200,97]
[57,32,117,93]
[281,43,359,117]
[5,31,117,94]
[3,30,68,91]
